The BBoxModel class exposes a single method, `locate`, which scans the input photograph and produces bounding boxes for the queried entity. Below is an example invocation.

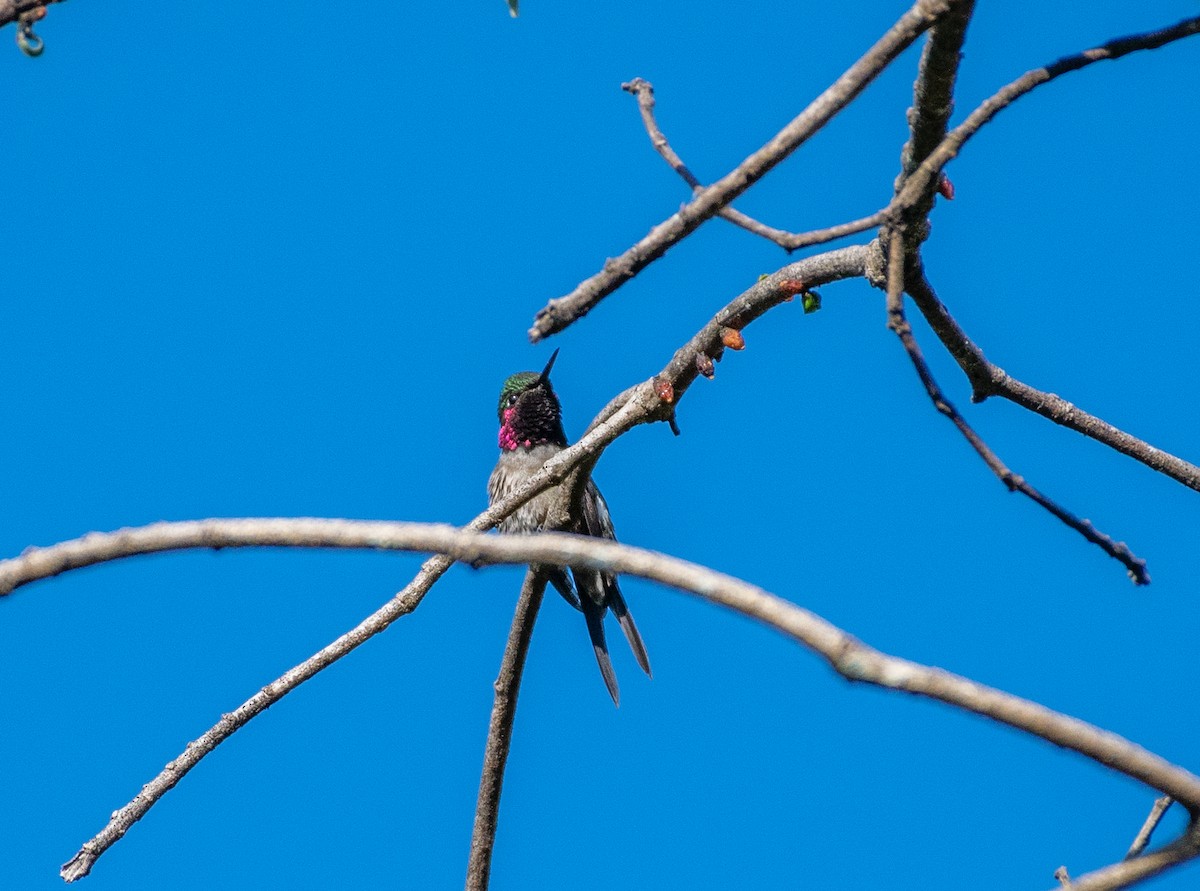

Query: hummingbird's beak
[536,348,559,386]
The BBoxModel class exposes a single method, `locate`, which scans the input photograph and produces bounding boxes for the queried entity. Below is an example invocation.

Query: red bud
[721,327,745,351]
[777,279,807,301]
[654,377,675,403]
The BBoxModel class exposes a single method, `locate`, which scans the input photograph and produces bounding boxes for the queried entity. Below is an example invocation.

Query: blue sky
[3,1,1199,888]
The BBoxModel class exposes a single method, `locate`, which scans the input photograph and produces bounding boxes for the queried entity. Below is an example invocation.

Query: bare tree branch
[621,77,887,252]
[890,0,975,242]
[5,519,1200,818]
[884,239,1149,582]
[35,244,869,879]
[893,15,1200,223]
[537,7,1200,501]
[988,363,1200,492]
[873,12,1200,493]
[528,0,955,342]
[886,11,1200,387]
[640,246,869,419]
[538,245,869,445]
[1126,796,1175,861]
[465,568,547,891]
[888,14,1200,487]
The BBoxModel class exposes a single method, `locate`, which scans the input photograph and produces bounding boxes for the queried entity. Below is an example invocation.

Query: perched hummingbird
[487,349,652,705]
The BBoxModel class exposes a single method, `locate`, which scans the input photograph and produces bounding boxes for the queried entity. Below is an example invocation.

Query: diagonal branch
[465,568,547,891]
[528,0,955,342]
[51,395,648,882]
[896,262,1200,493]
[621,77,887,252]
[58,551,450,882]
[35,245,870,880]
[884,238,1149,583]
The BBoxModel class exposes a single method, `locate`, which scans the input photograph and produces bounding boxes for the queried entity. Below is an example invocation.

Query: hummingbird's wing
[581,480,653,679]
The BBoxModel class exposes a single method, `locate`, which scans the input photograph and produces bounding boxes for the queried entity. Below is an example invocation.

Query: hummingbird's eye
[506,394,518,407]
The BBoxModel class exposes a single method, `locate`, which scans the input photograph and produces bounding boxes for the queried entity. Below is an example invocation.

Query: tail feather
[608,585,652,678]
[547,566,582,611]
[583,597,620,707]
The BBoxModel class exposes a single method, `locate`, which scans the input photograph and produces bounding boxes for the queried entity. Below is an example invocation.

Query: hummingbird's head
[497,349,567,451]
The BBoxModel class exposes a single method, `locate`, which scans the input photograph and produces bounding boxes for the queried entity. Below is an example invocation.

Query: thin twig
[59,551,450,883]
[884,239,1149,583]
[775,210,889,251]
[1043,823,1200,891]
[1126,796,1174,860]
[5,519,1200,814]
[528,0,954,341]
[465,569,547,891]
[1053,789,1178,890]
[621,77,886,252]
[897,265,1200,494]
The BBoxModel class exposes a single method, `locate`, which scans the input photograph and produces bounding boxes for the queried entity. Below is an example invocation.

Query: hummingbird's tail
[608,586,652,678]
[583,597,621,706]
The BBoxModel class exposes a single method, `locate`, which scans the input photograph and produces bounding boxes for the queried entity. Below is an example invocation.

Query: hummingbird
[487,349,652,705]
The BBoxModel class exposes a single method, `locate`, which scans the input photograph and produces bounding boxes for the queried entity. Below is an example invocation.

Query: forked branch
[893,14,1200,221]
[528,0,955,341]
[878,13,1200,493]
[622,77,887,252]
[883,239,1149,583]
